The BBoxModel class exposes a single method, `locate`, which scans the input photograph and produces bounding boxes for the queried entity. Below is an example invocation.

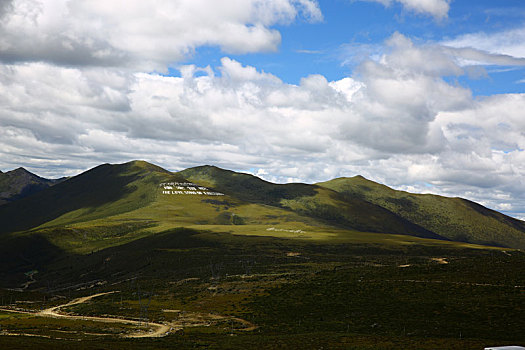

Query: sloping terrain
[180,165,443,239]
[2,159,522,291]
[318,175,525,249]
[0,161,180,234]
[0,226,523,349]
[1,161,524,250]
[0,167,63,205]
[179,165,318,206]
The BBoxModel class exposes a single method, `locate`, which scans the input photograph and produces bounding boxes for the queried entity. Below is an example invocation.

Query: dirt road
[1,290,256,338]
[2,291,170,338]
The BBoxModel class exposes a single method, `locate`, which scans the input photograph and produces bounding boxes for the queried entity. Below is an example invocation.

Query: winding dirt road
[1,290,257,339]
[1,291,170,338]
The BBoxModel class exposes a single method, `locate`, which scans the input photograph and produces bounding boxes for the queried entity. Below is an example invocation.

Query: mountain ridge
[317,176,525,248]
[1,160,524,249]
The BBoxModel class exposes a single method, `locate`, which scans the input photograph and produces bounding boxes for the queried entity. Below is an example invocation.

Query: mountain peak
[126,160,152,167]
[0,167,58,205]
[5,167,47,181]
[11,167,31,174]
[118,160,172,174]
[186,164,228,172]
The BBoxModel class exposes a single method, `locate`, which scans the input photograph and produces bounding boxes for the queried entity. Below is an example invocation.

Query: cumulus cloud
[3,29,525,217]
[0,0,322,71]
[339,33,472,153]
[362,0,450,20]
[0,37,486,166]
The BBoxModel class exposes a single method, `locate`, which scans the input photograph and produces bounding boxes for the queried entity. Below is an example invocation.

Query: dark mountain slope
[0,167,63,205]
[318,175,525,249]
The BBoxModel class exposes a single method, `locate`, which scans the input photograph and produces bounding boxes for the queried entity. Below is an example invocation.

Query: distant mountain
[0,167,63,205]
[0,160,524,250]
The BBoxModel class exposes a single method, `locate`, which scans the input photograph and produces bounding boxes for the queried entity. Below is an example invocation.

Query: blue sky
[1,0,525,218]
[182,0,525,96]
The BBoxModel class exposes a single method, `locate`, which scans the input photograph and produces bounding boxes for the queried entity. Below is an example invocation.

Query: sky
[1,0,525,218]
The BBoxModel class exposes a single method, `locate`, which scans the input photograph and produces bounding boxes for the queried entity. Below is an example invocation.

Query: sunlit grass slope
[0,162,338,254]
[178,165,317,206]
[318,176,525,249]
[40,182,340,254]
[0,160,179,234]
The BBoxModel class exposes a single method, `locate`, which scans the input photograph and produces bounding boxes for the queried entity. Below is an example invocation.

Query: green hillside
[178,165,317,206]
[1,161,524,251]
[318,176,525,249]
[0,160,179,234]
[0,161,341,255]
[1,161,524,349]
[179,166,443,239]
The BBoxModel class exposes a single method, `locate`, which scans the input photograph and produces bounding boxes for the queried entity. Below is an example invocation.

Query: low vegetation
[0,227,523,349]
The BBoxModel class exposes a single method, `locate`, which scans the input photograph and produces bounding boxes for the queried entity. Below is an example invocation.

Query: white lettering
[160,183,224,196]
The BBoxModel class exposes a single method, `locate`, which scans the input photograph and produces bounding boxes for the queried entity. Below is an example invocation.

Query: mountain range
[0,160,524,251]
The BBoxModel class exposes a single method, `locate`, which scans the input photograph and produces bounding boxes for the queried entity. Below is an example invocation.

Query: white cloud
[444,26,525,60]
[3,1,525,220]
[362,0,450,20]
[3,31,525,217]
[0,0,322,71]
[398,0,449,19]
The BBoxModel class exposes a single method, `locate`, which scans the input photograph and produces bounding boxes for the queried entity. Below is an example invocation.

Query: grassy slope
[0,161,178,234]
[1,165,521,348]
[0,161,180,280]
[2,161,524,258]
[0,163,523,349]
[24,163,522,253]
[0,163,330,255]
[0,227,522,349]
[178,165,318,206]
[318,176,525,249]
[0,162,491,259]
[179,166,445,240]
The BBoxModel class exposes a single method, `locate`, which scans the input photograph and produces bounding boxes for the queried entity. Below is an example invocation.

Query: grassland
[319,176,525,248]
[0,227,523,349]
